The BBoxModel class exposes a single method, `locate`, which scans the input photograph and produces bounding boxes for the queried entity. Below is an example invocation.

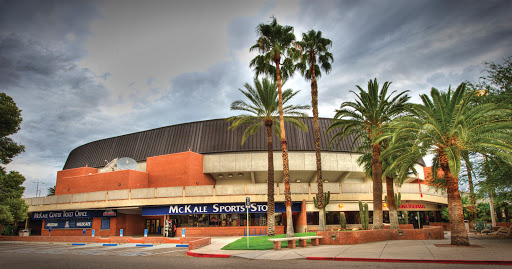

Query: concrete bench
[268,236,323,250]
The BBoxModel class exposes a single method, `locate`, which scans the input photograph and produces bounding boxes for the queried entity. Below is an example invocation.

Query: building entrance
[145,219,160,234]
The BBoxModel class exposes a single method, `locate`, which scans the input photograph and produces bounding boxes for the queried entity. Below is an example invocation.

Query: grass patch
[221,232,317,250]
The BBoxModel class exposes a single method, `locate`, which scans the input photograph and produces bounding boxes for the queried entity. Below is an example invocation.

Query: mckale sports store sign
[142,202,301,216]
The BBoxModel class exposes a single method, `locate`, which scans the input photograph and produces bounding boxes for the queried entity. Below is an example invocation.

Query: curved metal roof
[63,118,423,170]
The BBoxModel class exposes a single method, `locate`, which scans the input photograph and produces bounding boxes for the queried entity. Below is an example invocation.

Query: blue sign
[92,230,95,237]
[182,228,185,237]
[33,210,117,220]
[44,218,93,229]
[142,202,301,216]
[120,229,123,237]
[144,229,148,237]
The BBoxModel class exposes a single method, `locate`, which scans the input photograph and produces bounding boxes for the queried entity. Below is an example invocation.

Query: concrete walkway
[188,233,512,265]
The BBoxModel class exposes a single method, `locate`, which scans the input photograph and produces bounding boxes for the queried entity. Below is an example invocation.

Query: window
[101,218,110,230]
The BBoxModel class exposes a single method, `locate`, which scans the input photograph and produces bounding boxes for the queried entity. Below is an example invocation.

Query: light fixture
[118,183,121,186]
[238,173,243,177]
[296,179,301,183]
[339,204,343,208]
[324,179,329,183]
[228,174,233,178]
[218,174,224,179]
[383,203,387,207]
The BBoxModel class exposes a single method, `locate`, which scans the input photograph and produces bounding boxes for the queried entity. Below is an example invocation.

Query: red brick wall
[146,151,215,187]
[177,226,284,237]
[57,170,148,194]
[318,226,444,245]
[56,167,98,195]
[429,222,450,231]
[188,237,211,250]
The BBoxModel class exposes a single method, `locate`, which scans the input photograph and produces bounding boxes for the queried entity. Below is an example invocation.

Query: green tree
[295,29,333,231]
[328,79,410,229]
[383,83,512,245]
[0,93,25,164]
[227,78,309,236]
[0,93,28,231]
[250,17,298,237]
[0,169,29,227]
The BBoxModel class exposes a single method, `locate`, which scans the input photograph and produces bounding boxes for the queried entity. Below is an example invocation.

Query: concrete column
[295,199,308,233]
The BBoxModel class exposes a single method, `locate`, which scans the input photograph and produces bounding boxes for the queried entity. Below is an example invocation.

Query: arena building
[23,118,447,237]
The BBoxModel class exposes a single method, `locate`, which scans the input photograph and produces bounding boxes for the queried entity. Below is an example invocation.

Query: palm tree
[250,17,298,237]
[328,78,410,229]
[295,29,333,231]
[382,83,512,245]
[47,185,55,196]
[227,78,309,236]
[356,136,416,229]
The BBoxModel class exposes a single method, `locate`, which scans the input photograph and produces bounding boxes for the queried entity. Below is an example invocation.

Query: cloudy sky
[1,0,511,197]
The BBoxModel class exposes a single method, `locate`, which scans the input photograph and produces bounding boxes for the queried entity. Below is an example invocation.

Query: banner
[44,218,93,229]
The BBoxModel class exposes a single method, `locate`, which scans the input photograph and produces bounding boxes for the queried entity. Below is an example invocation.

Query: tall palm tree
[295,29,333,231]
[382,83,512,245]
[328,79,410,229]
[227,78,309,236]
[356,137,414,230]
[250,17,298,237]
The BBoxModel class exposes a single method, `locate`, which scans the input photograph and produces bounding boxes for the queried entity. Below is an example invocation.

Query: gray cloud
[0,0,511,197]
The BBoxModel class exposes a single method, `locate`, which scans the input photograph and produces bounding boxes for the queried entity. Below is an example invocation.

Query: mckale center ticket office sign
[142,202,302,216]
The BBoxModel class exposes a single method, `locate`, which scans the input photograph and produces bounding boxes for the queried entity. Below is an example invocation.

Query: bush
[473,221,488,232]
[1,224,15,236]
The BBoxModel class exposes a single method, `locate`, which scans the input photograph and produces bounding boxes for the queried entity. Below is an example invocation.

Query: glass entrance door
[145,219,160,234]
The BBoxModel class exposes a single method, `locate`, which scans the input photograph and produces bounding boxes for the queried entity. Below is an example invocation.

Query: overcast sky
[1,0,511,197]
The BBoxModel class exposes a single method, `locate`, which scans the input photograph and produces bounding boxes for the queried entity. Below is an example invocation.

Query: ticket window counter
[145,219,160,234]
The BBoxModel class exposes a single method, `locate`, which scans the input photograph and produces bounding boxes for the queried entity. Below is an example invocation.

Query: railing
[23,182,446,207]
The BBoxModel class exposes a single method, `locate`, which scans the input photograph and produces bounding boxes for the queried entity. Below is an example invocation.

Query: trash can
[464,220,469,232]
[19,229,31,236]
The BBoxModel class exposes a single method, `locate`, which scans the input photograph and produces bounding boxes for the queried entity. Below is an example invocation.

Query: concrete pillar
[295,199,308,233]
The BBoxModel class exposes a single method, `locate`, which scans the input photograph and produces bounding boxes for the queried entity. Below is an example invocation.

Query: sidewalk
[188,233,512,265]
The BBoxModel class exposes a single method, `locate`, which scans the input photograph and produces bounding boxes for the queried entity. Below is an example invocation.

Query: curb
[186,251,231,258]
[307,257,512,265]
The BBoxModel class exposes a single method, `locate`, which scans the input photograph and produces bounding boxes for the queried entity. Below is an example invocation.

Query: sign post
[245,197,250,248]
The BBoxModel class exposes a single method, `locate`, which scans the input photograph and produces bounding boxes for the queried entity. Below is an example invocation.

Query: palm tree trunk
[310,61,325,231]
[463,152,477,220]
[372,142,383,229]
[439,151,470,246]
[386,176,399,229]
[266,123,275,236]
[275,59,294,237]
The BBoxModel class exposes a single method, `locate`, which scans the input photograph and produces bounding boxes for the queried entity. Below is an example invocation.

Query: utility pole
[31,181,45,197]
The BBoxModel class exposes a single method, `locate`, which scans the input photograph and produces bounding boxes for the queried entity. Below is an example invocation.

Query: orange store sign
[398,204,425,209]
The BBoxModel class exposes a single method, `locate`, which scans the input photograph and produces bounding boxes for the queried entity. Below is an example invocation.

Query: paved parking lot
[0,242,187,257]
